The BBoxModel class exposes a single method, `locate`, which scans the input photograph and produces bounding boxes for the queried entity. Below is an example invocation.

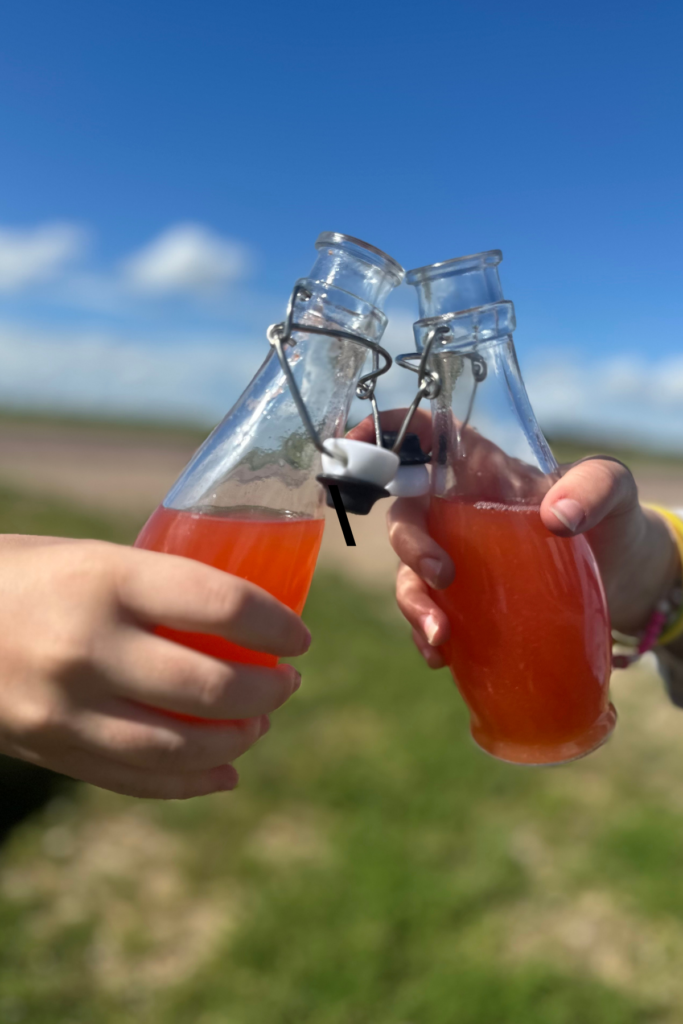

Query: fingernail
[289,669,302,692]
[550,498,585,533]
[259,714,271,737]
[423,613,441,646]
[300,628,312,654]
[420,557,443,588]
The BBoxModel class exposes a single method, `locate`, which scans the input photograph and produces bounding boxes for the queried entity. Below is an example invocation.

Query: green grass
[547,437,683,470]
[0,405,210,442]
[0,481,139,543]
[1,482,682,1022]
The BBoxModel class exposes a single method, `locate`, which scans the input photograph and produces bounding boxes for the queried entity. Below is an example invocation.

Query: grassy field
[2,479,683,1022]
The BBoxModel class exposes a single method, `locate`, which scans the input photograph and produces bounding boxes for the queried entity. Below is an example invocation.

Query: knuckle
[205,575,254,626]
[56,540,118,594]
[590,458,638,509]
[39,629,97,687]
[103,717,188,769]
[146,729,191,770]
[12,696,67,744]
[395,588,416,624]
[194,665,231,712]
[386,516,402,548]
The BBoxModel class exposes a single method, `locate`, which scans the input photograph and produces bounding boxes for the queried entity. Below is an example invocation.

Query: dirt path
[1,419,682,585]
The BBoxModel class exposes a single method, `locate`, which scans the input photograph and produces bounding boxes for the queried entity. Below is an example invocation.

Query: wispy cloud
[1,319,683,451]
[121,223,251,297]
[525,354,683,450]
[360,331,683,453]
[0,323,260,423]
[0,223,87,292]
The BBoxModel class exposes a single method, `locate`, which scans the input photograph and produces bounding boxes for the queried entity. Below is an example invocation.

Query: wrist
[608,506,680,636]
[645,506,683,654]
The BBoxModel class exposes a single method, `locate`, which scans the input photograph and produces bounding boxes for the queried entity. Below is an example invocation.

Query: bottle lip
[405,249,502,285]
[316,232,405,283]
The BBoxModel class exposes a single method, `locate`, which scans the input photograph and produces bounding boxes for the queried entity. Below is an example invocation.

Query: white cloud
[0,223,87,292]
[1,307,683,454]
[0,323,260,423]
[525,354,683,451]
[358,330,683,452]
[122,223,251,297]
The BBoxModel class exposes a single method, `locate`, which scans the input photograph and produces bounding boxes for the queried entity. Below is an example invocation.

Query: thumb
[540,457,640,537]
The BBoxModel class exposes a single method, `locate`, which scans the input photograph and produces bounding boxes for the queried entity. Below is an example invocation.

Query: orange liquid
[135,505,324,668]
[428,497,615,764]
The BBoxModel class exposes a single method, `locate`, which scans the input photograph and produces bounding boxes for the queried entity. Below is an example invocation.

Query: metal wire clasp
[268,283,490,468]
[267,283,393,460]
[389,325,449,453]
[393,327,488,451]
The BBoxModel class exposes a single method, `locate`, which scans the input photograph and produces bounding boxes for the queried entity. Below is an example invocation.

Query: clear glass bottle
[136,232,404,674]
[405,250,615,765]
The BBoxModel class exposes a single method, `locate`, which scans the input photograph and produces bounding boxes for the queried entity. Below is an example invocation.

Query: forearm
[605,508,681,635]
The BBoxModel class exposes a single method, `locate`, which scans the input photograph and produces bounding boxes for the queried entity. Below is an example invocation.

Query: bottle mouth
[316,232,405,286]
[405,249,502,285]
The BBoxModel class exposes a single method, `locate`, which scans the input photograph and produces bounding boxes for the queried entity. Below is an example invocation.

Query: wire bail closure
[267,283,394,461]
[395,327,488,448]
[268,284,489,466]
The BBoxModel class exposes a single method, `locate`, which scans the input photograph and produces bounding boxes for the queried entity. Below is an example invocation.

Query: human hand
[348,410,681,668]
[0,535,309,798]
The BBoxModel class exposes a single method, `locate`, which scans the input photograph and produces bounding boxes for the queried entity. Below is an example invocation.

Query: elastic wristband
[642,504,683,647]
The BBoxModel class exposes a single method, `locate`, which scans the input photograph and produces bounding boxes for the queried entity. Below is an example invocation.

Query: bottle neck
[311,232,404,311]
[426,333,557,504]
[163,234,404,517]
[292,280,389,344]
[406,250,503,319]
[406,248,556,503]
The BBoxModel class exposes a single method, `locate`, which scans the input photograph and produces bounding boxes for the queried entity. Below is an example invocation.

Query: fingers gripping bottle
[136,233,404,680]
[405,251,615,765]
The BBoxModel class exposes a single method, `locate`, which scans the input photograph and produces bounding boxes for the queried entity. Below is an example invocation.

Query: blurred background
[1,1,683,1021]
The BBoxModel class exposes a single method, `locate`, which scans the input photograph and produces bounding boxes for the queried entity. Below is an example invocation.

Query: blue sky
[0,0,682,446]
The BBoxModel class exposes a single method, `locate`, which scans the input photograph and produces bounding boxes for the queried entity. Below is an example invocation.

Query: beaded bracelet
[612,505,683,669]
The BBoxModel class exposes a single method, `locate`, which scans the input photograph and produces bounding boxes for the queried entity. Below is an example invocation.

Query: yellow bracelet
[642,504,683,647]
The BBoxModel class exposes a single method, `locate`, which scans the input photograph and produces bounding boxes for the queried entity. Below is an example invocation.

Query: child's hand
[348,411,681,668]
[0,535,310,798]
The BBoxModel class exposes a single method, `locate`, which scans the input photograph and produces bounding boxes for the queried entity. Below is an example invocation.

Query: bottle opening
[316,232,405,286]
[406,249,502,283]
[406,249,504,319]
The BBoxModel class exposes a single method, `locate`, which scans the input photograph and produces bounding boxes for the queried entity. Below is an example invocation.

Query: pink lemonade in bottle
[428,496,614,764]
[135,505,324,667]
[406,248,617,763]
[132,233,404,724]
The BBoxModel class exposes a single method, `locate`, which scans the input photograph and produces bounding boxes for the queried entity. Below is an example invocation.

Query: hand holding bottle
[0,535,309,798]
[350,409,681,668]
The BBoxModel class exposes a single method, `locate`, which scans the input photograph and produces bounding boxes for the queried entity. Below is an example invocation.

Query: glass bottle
[405,250,615,765]
[136,232,404,675]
